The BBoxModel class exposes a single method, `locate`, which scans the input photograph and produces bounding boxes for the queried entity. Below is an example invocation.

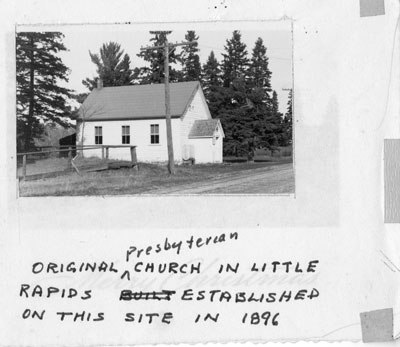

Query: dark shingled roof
[78,81,200,121]
[189,119,221,138]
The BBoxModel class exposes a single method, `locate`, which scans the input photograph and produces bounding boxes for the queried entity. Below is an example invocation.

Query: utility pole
[163,41,174,175]
[141,37,197,175]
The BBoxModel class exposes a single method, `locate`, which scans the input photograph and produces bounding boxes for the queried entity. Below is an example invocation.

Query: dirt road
[20,160,294,196]
[149,162,294,195]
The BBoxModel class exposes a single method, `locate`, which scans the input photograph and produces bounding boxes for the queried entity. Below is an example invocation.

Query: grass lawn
[18,157,293,196]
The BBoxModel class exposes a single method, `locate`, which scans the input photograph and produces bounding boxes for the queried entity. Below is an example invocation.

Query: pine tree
[180,31,201,81]
[267,90,284,151]
[214,74,255,156]
[244,39,283,154]
[221,31,249,88]
[286,89,293,118]
[249,38,272,93]
[136,31,182,84]
[82,42,134,90]
[281,89,293,146]
[201,50,225,116]
[219,107,251,157]
[217,31,253,156]
[202,51,221,90]
[271,90,279,114]
[16,32,72,151]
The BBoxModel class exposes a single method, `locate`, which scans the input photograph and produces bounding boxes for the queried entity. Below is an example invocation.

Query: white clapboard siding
[189,129,223,163]
[78,118,181,162]
[180,89,211,150]
[75,84,223,164]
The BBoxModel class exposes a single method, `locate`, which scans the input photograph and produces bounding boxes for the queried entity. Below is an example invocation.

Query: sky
[49,23,293,113]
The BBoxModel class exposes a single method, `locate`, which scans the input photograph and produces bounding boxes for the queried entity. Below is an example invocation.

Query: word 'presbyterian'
[126,232,239,261]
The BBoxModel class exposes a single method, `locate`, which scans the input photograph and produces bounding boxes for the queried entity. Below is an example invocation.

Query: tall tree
[213,74,254,157]
[82,42,134,90]
[215,31,253,156]
[201,32,287,157]
[246,40,283,154]
[16,32,72,151]
[201,50,224,115]
[221,31,249,88]
[281,89,293,146]
[202,51,221,90]
[248,38,272,93]
[271,90,279,115]
[180,31,201,81]
[136,31,182,84]
[248,37,272,115]
[269,90,285,149]
[286,89,293,118]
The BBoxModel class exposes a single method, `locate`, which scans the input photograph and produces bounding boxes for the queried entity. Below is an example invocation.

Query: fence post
[130,146,138,170]
[101,146,105,160]
[106,146,109,159]
[68,147,72,168]
[22,154,27,179]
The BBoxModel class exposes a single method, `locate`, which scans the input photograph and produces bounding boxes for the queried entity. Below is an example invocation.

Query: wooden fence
[17,145,138,180]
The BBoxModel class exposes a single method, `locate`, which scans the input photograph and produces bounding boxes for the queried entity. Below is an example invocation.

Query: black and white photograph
[3,0,400,346]
[16,23,294,196]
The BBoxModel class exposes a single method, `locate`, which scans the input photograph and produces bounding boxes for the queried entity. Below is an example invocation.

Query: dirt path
[148,163,294,195]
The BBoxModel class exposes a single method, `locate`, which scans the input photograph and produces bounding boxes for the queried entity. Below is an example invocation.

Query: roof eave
[188,135,214,139]
[77,115,182,121]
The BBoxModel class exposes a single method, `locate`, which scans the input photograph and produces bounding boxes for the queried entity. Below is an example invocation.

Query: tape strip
[360,0,385,17]
[384,139,400,223]
[360,308,393,342]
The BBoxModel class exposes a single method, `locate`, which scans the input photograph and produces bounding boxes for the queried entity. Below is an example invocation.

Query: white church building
[76,81,224,164]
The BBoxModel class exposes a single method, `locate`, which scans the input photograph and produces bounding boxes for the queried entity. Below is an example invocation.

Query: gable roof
[189,119,224,138]
[78,81,201,121]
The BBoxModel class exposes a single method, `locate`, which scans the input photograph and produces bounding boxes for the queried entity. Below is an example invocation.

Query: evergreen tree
[259,108,282,154]
[286,89,293,118]
[219,107,252,157]
[216,31,254,156]
[201,51,225,115]
[249,38,272,93]
[136,31,182,84]
[180,31,201,81]
[281,89,293,146]
[271,90,279,114]
[207,32,287,156]
[246,40,283,153]
[16,32,72,151]
[82,42,134,90]
[215,75,253,156]
[269,90,285,150]
[221,31,249,88]
[202,51,221,90]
